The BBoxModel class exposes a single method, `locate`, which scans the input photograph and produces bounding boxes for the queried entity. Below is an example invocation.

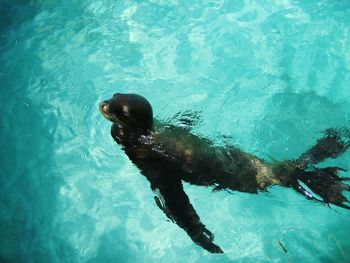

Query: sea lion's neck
[111,122,153,147]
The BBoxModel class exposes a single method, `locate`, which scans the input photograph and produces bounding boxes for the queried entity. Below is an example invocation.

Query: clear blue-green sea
[1,0,350,262]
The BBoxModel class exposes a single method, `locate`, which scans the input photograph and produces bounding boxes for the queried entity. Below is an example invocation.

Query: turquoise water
[1,0,350,262]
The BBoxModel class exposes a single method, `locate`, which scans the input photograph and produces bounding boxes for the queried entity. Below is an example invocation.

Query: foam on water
[1,0,350,262]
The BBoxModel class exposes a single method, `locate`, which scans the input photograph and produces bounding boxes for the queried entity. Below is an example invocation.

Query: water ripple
[1,0,350,262]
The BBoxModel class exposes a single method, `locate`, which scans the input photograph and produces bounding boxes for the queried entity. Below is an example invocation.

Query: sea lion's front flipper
[150,178,223,253]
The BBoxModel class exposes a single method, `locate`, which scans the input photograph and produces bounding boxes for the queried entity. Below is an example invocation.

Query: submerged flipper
[291,179,325,204]
[275,127,350,210]
[146,158,223,254]
[151,180,223,253]
[295,166,350,210]
[288,128,350,210]
[298,128,350,168]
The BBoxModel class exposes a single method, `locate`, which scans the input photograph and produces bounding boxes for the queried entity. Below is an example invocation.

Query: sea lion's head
[99,93,153,132]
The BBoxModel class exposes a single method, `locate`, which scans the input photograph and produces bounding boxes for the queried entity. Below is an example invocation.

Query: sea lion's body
[100,93,350,253]
[117,122,278,193]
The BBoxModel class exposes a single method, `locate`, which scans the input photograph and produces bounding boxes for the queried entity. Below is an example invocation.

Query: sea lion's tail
[273,128,350,210]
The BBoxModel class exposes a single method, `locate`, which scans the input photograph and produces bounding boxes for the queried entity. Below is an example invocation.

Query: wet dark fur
[99,93,350,253]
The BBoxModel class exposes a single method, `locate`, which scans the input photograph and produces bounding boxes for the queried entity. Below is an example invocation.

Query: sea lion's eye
[122,105,130,117]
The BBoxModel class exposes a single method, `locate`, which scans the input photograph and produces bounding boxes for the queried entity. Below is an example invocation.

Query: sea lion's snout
[99,100,117,122]
[99,101,109,113]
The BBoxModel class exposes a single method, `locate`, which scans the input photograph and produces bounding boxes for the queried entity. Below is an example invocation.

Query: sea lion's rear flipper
[297,128,350,168]
[151,178,223,253]
[274,161,350,210]
[295,167,350,210]
[290,127,350,209]
[290,180,325,204]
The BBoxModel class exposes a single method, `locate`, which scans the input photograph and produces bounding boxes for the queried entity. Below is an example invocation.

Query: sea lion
[99,93,350,253]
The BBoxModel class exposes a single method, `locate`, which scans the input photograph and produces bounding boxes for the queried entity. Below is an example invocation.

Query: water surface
[1,0,350,262]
